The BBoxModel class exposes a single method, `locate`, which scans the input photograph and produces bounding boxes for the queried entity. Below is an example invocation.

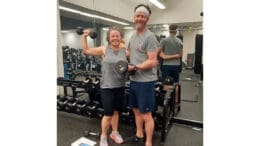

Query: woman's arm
[82,29,105,57]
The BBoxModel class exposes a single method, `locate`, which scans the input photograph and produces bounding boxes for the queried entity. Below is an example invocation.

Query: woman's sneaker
[110,131,124,144]
[99,135,108,146]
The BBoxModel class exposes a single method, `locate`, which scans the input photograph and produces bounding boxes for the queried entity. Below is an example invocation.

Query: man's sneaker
[124,135,144,144]
[110,131,124,144]
[99,135,108,146]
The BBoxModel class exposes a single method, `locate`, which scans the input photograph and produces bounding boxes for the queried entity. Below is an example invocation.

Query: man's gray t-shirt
[128,29,159,82]
[160,36,183,65]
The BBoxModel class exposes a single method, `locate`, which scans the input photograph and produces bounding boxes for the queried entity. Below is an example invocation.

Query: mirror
[57,0,203,125]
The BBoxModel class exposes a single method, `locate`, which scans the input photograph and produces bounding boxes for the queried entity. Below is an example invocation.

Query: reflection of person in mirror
[82,27,129,146]
[158,24,183,103]
[158,24,183,84]
[126,4,159,146]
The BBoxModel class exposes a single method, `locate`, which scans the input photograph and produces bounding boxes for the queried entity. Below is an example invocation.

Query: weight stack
[194,34,203,74]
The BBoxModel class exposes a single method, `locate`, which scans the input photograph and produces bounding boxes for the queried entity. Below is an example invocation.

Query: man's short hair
[169,24,178,33]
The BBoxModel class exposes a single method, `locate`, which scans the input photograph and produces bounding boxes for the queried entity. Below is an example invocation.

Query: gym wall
[61,31,95,49]
[149,0,203,24]
[57,6,64,95]
[181,29,203,63]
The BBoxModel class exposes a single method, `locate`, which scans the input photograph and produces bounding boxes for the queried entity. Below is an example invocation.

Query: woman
[82,27,129,146]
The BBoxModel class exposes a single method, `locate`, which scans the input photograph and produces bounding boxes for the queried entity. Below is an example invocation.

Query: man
[158,24,183,104]
[159,24,183,84]
[127,4,159,146]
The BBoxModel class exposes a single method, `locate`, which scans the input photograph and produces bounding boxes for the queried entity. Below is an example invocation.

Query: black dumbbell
[76,26,97,39]
[115,60,136,75]
[57,96,69,111]
[84,101,101,117]
[96,108,104,119]
[64,96,77,112]
[84,130,100,137]
[92,77,100,85]
[75,104,86,113]
[75,100,88,114]
[62,46,70,52]
[163,76,174,85]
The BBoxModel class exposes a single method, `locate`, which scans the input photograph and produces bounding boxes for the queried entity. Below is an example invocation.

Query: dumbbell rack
[57,78,85,98]
[57,76,101,96]
[57,78,200,144]
[57,77,103,116]
[153,83,182,143]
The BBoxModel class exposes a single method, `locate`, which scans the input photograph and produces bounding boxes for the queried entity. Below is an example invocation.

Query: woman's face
[109,30,122,47]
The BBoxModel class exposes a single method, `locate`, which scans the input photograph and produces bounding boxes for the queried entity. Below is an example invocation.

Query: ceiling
[59,0,202,31]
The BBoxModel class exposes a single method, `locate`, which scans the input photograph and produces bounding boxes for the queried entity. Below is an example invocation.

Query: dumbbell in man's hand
[115,61,137,75]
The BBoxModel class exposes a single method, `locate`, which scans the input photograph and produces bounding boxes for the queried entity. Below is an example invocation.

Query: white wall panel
[149,0,203,24]
[57,0,64,94]
[180,29,203,63]
[61,31,94,49]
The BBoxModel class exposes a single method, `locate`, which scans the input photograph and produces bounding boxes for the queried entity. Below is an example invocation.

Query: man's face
[134,12,148,30]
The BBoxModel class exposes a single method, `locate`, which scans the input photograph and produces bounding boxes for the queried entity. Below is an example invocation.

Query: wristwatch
[133,65,138,71]
[129,64,137,71]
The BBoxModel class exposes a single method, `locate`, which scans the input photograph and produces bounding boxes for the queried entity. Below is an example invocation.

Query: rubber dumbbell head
[76,26,97,39]
[115,60,128,74]
[76,26,84,35]
[163,76,174,85]
[89,31,97,39]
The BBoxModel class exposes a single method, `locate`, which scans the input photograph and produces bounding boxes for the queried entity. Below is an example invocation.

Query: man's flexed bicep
[135,51,158,70]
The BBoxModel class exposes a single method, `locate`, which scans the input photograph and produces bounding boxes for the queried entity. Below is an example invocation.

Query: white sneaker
[99,135,108,146]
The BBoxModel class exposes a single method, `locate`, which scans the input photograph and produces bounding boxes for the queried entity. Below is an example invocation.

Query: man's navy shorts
[128,81,155,113]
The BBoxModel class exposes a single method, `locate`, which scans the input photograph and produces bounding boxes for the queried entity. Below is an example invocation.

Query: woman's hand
[82,29,91,38]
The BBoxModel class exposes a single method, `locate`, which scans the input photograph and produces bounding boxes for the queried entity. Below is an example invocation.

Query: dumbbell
[115,60,137,75]
[81,77,92,87]
[84,130,100,137]
[84,101,101,117]
[64,96,77,112]
[62,46,70,52]
[163,76,174,85]
[57,95,68,111]
[76,26,97,39]
[91,77,100,85]
[75,93,90,114]
[96,108,104,119]
[75,100,89,115]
